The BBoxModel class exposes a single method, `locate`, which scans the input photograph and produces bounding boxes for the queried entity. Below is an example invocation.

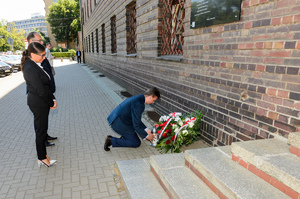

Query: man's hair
[46,42,51,46]
[144,87,160,99]
[27,32,39,43]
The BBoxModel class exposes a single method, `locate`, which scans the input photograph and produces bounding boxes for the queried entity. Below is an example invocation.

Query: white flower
[174,128,179,133]
[174,116,181,122]
[159,115,170,122]
[172,124,179,130]
[182,130,188,136]
[178,120,183,126]
[188,122,194,128]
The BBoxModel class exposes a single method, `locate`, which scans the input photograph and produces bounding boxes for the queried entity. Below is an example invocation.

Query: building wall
[44,0,58,47]
[8,15,47,37]
[81,0,300,146]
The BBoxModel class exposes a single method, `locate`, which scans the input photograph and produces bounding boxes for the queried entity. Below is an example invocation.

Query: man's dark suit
[107,94,148,148]
[41,58,55,93]
[23,59,55,160]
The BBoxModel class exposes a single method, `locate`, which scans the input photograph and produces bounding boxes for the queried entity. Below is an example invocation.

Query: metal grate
[126,2,137,54]
[96,29,99,53]
[102,24,106,53]
[92,32,94,53]
[111,16,117,53]
[160,0,185,55]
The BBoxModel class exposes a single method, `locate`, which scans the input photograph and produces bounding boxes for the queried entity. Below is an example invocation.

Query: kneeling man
[104,87,160,151]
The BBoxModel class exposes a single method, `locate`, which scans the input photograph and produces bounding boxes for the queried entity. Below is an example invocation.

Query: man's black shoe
[47,135,57,140]
[104,135,112,151]
[45,141,55,147]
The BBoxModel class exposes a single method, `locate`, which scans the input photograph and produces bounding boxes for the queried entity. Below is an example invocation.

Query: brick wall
[81,0,300,146]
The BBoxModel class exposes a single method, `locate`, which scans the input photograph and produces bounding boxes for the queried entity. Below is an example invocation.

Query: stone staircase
[116,132,300,199]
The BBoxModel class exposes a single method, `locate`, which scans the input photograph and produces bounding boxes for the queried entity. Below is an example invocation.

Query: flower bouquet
[152,111,203,153]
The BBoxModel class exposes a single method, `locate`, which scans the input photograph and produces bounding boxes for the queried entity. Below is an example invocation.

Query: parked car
[0,55,21,71]
[0,61,13,76]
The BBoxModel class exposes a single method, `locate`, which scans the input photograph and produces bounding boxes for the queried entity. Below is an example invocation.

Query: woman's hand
[50,100,57,110]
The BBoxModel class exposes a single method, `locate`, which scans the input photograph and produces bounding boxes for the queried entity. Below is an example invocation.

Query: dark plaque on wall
[190,0,242,29]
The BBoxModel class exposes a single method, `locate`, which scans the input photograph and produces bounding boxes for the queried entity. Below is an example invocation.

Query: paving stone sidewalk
[0,60,161,199]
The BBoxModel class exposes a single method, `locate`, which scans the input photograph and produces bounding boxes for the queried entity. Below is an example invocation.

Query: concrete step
[231,139,300,199]
[116,158,169,199]
[289,132,300,157]
[150,153,219,199]
[185,146,289,199]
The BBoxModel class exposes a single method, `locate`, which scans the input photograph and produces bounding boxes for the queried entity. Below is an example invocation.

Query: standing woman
[21,42,58,167]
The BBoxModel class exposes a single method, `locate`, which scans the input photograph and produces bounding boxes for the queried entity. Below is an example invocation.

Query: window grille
[92,32,94,53]
[160,0,185,55]
[96,29,99,53]
[102,24,106,53]
[111,16,117,53]
[126,2,137,54]
[88,35,90,52]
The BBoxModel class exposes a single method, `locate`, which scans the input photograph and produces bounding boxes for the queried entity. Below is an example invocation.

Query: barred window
[92,32,94,53]
[160,0,185,55]
[102,24,106,53]
[126,2,137,54]
[88,35,91,52]
[111,16,117,54]
[96,29,99,53]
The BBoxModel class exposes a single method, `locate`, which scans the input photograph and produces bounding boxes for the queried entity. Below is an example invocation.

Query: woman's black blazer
[23,59,55,108]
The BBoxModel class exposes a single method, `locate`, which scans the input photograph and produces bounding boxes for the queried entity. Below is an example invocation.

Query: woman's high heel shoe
[37,159,57,168]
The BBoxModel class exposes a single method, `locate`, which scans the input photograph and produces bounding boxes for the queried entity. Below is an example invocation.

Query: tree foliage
[47,0,80,48]
[0,20,25,52]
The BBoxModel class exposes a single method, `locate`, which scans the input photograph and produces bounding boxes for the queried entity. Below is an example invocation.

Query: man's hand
[50,100,57,110]
[146,129,156,143]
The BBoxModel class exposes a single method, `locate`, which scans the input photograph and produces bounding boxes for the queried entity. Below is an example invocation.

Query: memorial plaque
[190,0,242,29]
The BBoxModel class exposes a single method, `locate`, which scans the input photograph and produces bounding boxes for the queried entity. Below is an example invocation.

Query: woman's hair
[21,42,45,71]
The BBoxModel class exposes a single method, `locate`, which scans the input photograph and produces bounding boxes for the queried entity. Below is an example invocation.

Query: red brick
[296,41,300,49]
[295,102,300,109]
[253,35,270,41]
[258,170,272,183]
[295,14,300,22]
[250,0,259,6]
[263,95,283,105]
[267,88,277,96]
[265,42,273,49]
[256,42,264,49]
[264,57,283,64]
[282,16,294,24]
[277,90,289,98]
[271,17,281,25]
[248,164,260,176]
[232,154,239,162]
[276,0,297,8]
[257,100,276,110]
[290,146,300,157]
[245,21,252,29]
[256,64,266,71]
[269,50,291,57]
[242,0,250,8]
[274,42,284,49]
[257,108,268,117]
[252,50,268,57]
[268,112,279,120]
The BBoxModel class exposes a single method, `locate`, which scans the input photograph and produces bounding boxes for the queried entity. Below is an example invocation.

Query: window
[126,2,137,54]
[160,0,185,55]
[88,35,91,52]
[96,29,99,53]
[111,16,117,54]
[92,32,94,53]
[102,24,106,53]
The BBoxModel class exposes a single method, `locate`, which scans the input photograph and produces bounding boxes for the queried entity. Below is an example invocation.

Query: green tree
[47,0,80,48]
[0,20,25,52]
